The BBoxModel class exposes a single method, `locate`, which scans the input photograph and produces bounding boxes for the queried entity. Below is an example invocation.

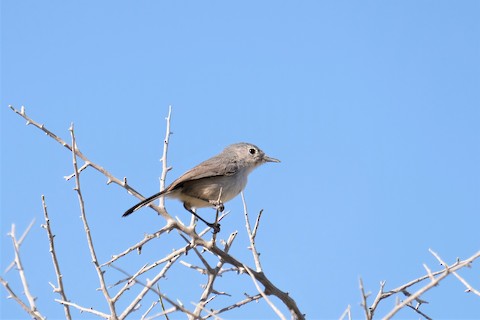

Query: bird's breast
[174,170,249,207]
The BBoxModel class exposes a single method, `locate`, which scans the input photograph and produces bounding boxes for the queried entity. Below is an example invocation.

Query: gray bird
[123,142,280,232]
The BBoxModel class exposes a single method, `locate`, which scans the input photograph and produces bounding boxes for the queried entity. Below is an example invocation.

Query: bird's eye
[249,148,256,155]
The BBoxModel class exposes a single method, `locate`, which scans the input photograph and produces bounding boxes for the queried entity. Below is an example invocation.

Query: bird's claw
[208,222,221,234]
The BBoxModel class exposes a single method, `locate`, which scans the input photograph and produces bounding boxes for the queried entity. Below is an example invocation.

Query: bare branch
[0,276,45,320]
[69,123,117,318]
[111,264,148,303]
[405,303,433,320]
[358,278,371,320]
[243,264,286,320]
[180,261,208,275]
[192,231,238,318]
[241,192,262,272]
[159,105,173,209]
[8,224,44,318]
[4,218,36,274]
[251,209,263,240]
[9,105,170,220]
[64,162,90,181]
[451,271,480,297]
[119,255,182,319]
[41,195,71,320]
[191,301,222,320]
[101,224,174,267]
[429,249,480,297]
[383,249,480,319]
[9,105,305,319]
[55,299,110,319]
[205,293,263,318]
[339,304,351,320]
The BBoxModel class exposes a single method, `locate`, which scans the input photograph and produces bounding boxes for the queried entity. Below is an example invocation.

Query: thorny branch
[4,105,480,319]
[8,225,41,317]
[41,195,71,320]
[69,123,118,318]
[4,105,305,319]
[4,219,36,274]
[357,249,480,319]
[1,223,46,320]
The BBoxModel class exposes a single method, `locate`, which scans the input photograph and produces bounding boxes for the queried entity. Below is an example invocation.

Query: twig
[0,276,45,320]
[429,249,480,297]
[451,271,480,297]
[141,299,159,320]
[243,264,286,320]
[359,278,371,320]
[119,255,183,318]
[180,261,208,275]
[368,267,445,315]
[383,249,480,319]
[201,239,304,319]
[159,105,173,209]
[101,224,174,267]
[241,192,262,272]
[64,162,90,181]
[4,218,36,274]
[55,299,110,319]
[111,263,148,302]
[405,303,432,320]
[119,275,197,319]
[205,293,263,318]
[108,217,228,289]
[252,209,263,240]
[192,231,238,318]
[8,224,43,318]
[156,283,170,320]
[191,301,222,320]
[69,123,117,318]
[10,105,305,319]
[339,304,351,320]
[144,307,178,320]
[41,195,71,320]
[9,105,170,219]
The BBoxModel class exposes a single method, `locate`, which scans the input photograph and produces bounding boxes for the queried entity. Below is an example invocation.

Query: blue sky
[1,1,479,319]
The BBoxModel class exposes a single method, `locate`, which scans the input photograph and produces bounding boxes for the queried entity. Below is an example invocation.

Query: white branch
[241,192,262,272]
[4,218,36,274]
[1,276,45,320]
[69,124,117,318]
[8,224,42,317]
[55,299,110,319]
[41,195,71,320]
[159,105,173,209]
[243,264,286,320]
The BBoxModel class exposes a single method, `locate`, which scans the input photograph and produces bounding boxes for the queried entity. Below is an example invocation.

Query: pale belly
[170,173,248,209]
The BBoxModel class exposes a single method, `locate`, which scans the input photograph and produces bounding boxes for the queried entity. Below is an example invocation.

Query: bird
[123,142,280,232]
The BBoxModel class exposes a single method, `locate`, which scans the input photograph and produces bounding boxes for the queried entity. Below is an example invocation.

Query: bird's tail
[122,190,167,217]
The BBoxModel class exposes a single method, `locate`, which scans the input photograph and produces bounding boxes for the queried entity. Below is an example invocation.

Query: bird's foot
[207,222,221,234]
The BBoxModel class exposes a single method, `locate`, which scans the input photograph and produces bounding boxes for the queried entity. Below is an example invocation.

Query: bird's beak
[264,155,281,163]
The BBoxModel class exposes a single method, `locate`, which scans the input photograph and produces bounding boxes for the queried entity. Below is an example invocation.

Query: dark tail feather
[122,190,166,217]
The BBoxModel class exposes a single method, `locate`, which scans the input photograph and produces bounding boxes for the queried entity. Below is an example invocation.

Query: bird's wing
[167,156,239,191]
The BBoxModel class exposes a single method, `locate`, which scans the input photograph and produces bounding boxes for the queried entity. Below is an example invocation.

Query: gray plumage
[123,143,280,221]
